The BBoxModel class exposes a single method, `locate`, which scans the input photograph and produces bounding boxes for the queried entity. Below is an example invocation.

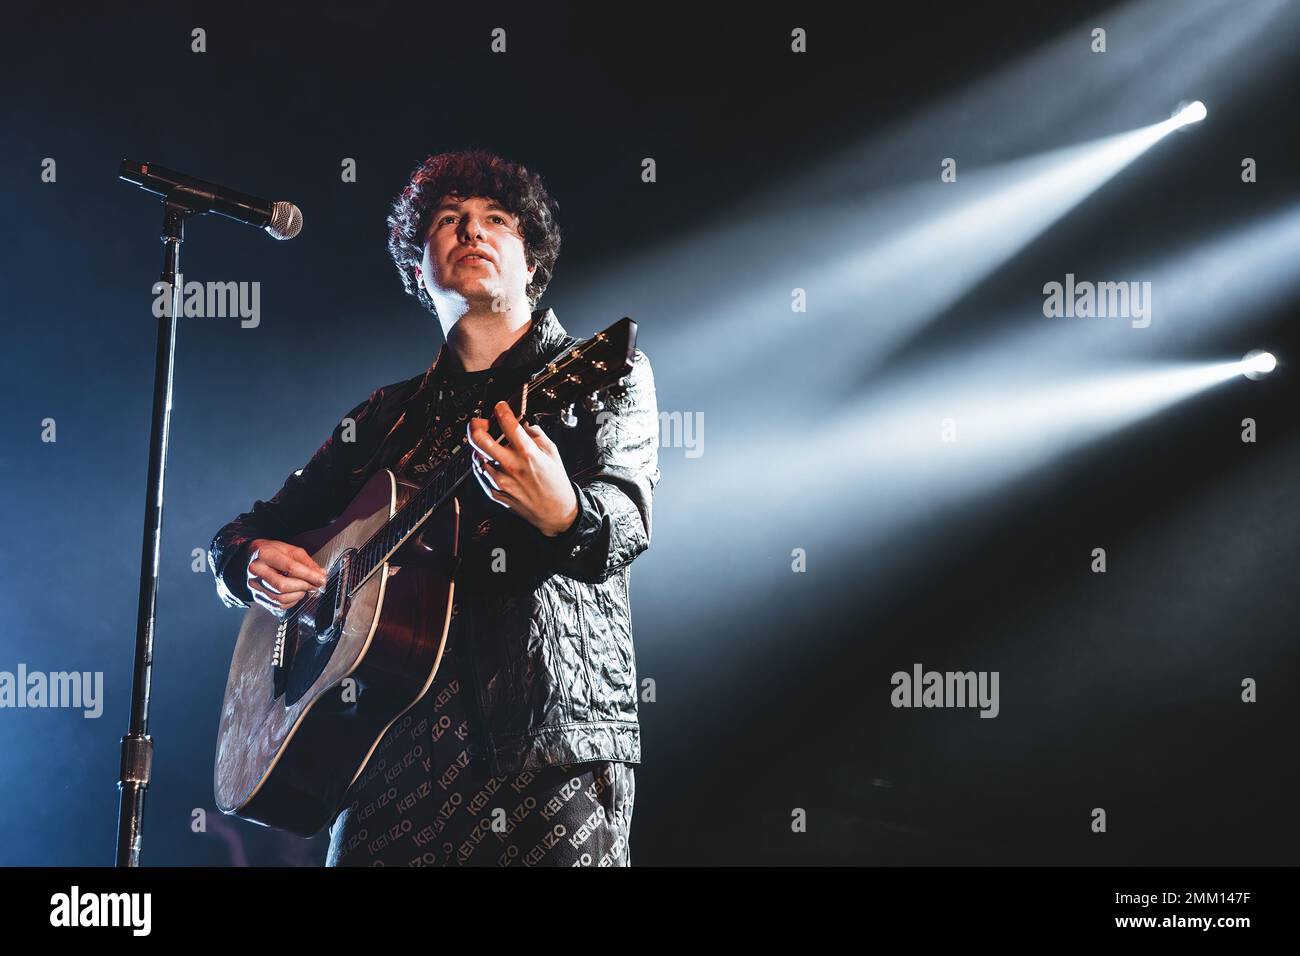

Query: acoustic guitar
[213,317,637,836]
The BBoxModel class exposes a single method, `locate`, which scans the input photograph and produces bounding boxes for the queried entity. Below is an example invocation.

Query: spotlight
[1241,349,1277,381]
[1171,99,1208,129]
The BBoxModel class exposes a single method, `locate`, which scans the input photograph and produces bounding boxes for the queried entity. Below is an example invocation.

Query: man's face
[418,194,536,313]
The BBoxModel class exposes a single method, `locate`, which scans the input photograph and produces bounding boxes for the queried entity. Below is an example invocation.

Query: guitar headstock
[524,317,637,423]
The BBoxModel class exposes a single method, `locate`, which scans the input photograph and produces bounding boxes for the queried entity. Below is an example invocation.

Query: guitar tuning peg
[582,392,605,413]
[560,403,578,428]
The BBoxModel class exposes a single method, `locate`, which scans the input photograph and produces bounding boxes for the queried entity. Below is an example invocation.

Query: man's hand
[246,538,328,616]
[467,400,580,537]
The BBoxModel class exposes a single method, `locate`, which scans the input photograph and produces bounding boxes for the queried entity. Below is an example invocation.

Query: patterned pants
[326,627,635,866]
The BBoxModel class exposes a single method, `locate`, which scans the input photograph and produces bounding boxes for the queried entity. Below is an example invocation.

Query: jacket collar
[421,307,571,386]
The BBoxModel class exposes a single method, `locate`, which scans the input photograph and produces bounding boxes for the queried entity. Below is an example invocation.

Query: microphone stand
[115,196,197,866]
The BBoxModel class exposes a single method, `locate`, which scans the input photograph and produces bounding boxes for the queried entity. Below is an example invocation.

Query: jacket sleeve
[529,348,660,584]
[207,388,384,608]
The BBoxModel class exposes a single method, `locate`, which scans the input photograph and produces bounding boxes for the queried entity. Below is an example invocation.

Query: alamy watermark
[1042,273,1152,328]
[890,663,999,718]
[1,664,103,718]
[49,886,150,935]
[152,272,261,327]
[595,409,704,458]
[657,410,703,458]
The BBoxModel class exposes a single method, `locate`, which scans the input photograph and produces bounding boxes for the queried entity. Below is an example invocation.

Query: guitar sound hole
[283,573,348,706]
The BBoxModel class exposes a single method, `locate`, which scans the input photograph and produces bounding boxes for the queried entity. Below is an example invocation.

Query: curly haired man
[208,149,660,866]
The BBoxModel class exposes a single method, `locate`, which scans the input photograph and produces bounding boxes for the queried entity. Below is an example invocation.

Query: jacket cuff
[212,537,255,608]
[535,480,603,568]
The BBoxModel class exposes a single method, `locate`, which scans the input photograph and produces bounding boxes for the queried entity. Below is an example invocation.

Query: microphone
[119,160,303,240]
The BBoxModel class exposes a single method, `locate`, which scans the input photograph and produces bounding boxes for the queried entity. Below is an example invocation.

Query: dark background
[1,0,1297,865]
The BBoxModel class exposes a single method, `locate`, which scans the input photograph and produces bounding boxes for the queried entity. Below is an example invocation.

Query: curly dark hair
[387,149,562,319]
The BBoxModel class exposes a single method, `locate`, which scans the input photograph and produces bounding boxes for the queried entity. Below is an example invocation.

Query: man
[207,149,659,866]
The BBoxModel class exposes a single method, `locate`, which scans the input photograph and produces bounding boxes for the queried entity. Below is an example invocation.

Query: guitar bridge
[272,620,289,699]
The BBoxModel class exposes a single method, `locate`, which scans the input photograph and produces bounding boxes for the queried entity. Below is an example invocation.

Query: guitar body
[214,468,460,837]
